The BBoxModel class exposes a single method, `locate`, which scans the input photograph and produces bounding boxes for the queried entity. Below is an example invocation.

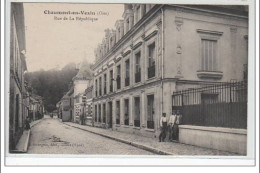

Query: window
[99,77,102,96]
[135,52,141,83]
[95,79,98,97]
[110,70,113,92]
[98,104,101,122]
[125,59,130,87]
[126,18,130,33]
[147,95,154,129]
[116,101,120,124]
[136,5,141,22]
[117,65,121,89]
[104,74,107,95]
[95,105,97,122]
[201,39,217,71]
[117,28,121,41]
[103,103,106,123]
[134,97,140,127]
[76,97,79,103]
[148,43,155,78]
[124,99,129,125]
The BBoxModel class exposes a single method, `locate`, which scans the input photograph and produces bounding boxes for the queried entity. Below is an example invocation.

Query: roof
[73,60,93,81]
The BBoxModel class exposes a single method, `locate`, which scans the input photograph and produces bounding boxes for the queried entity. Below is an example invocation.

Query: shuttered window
[201,39,217,71]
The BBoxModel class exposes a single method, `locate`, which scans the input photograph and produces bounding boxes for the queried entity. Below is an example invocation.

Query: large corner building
[92,4,248,138]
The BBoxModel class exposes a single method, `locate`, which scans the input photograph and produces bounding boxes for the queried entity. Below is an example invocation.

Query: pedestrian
[159,113,167,142]
[168,110,177,141]
[25,117,31,130]
[174,110,182,141]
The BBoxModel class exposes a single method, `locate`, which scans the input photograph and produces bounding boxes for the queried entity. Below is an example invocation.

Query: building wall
[163,6,248,81]
[9,3,27,151]
[93,6,165,135]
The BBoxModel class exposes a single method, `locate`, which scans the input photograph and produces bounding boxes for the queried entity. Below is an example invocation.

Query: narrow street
[27,116,154,155]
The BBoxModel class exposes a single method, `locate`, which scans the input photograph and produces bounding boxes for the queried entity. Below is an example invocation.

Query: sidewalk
[63,122,238,156]
[13,118,44,153]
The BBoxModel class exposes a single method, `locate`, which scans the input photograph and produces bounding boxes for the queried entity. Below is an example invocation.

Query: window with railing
[116,101,120,124]
[125,59,130,87]
[117,65,121,90]
[147,95,154,129]
[135,52,141,83]
[148,43,155,79]
[124,99,129,126]
[134,97,140,127]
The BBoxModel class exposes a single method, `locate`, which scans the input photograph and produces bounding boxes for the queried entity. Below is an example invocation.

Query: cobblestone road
[27,117,154,155]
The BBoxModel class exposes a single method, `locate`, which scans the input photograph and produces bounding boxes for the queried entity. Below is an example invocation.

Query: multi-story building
[85,81,94,126]
[9,3,28,151]
[92,4,248,138]
[72,61,93,123]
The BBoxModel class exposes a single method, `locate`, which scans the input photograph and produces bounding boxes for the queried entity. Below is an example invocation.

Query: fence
[172,81,247,129]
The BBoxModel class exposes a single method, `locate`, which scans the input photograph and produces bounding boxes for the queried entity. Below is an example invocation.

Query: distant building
[85,81,94,126]
[59,94,72,122]
[92,4,248,140]
[9,3,28,151]
[72,61,93,123]
[28,94,44,121]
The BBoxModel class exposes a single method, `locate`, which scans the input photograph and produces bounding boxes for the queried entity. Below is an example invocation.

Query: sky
[23,3,124,72]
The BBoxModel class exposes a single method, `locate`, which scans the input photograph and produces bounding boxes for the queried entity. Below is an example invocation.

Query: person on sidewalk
[25,117,31,130]
[159,113,167,142]
[174,110,182,141]
[168,110,177,141]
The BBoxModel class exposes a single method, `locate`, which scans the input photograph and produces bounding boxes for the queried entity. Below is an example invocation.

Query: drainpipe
[161,7,164,123]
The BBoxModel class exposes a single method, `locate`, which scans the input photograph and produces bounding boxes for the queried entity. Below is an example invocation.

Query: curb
[12,119,43,153]
[11,130,30,153]
[63,123,174,155]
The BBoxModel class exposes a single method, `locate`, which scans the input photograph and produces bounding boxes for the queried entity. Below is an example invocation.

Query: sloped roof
[73,60,93,81]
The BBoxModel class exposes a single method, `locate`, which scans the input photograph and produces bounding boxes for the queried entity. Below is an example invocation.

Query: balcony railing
[135,70,141,83]
[134,120,140,127]
[116,76,121,89]
[147,120,154,129]
[125,76,130,86]
[148,65,155,79]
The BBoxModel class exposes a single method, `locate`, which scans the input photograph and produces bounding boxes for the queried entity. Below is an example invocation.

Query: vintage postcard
[4,0,257,166]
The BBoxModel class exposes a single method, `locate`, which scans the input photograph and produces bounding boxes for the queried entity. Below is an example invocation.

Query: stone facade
[92,5,248,138]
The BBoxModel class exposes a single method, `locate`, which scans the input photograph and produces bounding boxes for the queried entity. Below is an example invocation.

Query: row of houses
[57,4,248,154]
[9,3,45,152]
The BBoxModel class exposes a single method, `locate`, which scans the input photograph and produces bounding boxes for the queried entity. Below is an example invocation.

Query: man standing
[168,110,177,141]
[159,113,167,142]
[174,110,182,141]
